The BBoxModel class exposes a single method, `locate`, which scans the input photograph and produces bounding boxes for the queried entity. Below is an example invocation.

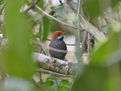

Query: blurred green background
[0,0,121,91]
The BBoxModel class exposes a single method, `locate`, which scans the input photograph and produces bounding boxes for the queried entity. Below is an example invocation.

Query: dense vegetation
[0,0,121,91]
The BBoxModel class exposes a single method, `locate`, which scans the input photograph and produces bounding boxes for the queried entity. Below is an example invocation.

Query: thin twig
[37,69,74,78]
[35,5,77,29]
[25,0,40,13]
[59,0,67,16]
[40,45,46,54]
[33,36,81,46]
[66,0,78,13]
[53,75,59,90]
[66,0,106,41]
[81,30,88,53]
[39,72,47,91]
[76,0,81,62]
[34,39,74,53]
[25,2,105,41]
[32,80,41,88]
[104,16,110,24]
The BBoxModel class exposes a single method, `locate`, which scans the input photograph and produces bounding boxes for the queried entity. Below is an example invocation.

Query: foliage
[43,77,72,91]
[0,0,121,91]
[39,16,52,42]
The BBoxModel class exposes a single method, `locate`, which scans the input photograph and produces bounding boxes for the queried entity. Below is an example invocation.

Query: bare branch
[34,5,106,41]
[25,0,106,41]
[59,0,67,16]
[25,0,40,13]
[66,0,106,41]
[33,52,74,75]
[76,0,82,62]
[37,69,74,78]
[34,39,74,53]
[39,72,47,91]
[66,0,78,13]
[82,30,88,53]
[34,5,77,29]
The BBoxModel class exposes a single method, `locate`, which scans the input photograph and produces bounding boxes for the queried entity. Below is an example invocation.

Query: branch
[25,0,40,13]
[37,69,74,78]
[33,39,74,53]
[35,6,77,29]
[25,0,106,41]
[82,30,88,53]
[59,0,67,16]
[34,5,106,41]
[33,52,74,75]
[0,39,87,77]
[66,0,106,41]
[76,0,82,62]
[66,0,78,13]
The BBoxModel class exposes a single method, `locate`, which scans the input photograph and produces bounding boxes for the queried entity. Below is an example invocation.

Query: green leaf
[71,20,121,91]
[71,65,108,91]
[111,0,121,7]
[83,0,109,18]
[83,0,101,18]
[37,0,44,9]
[0,0,5,5]
[39,16,52,42]
[44,77,54,88]
[90,25,121,66]
[72,61,121,91]
[101,24,111,33]
[25,0,31,6]
[58,79,70,91]
[60,79,69,85]
[0,0,6,14]
[44,77,57,91]
[83,0,121,18]
[0,0,34,79]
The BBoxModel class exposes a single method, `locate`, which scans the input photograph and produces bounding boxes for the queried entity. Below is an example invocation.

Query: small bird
[49,31,67,60]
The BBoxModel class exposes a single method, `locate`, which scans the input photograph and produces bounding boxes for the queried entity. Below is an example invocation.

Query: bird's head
[51,31,64,40]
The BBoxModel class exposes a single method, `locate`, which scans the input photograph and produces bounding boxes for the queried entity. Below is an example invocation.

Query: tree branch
[76,0,82,62]
[25,0,106,41]
[66,0,106,41]
[37,69,74,78]
[35,6,77,29]
[25,0,40,13]
[34,5,106,41]
[33,52,74,75]
[66,0,78,13]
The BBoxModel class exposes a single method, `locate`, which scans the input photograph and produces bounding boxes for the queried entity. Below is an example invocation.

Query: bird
[49,31,67,60]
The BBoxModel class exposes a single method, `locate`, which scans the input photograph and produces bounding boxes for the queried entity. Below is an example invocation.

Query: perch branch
[33,52,75,75]
[34,39,74,53]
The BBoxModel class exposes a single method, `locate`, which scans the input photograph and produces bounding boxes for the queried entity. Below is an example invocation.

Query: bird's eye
[53,33,63,39]
[57,33,61,36]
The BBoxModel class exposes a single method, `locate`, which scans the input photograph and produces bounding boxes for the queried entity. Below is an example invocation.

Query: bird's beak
[57,33,64,40]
